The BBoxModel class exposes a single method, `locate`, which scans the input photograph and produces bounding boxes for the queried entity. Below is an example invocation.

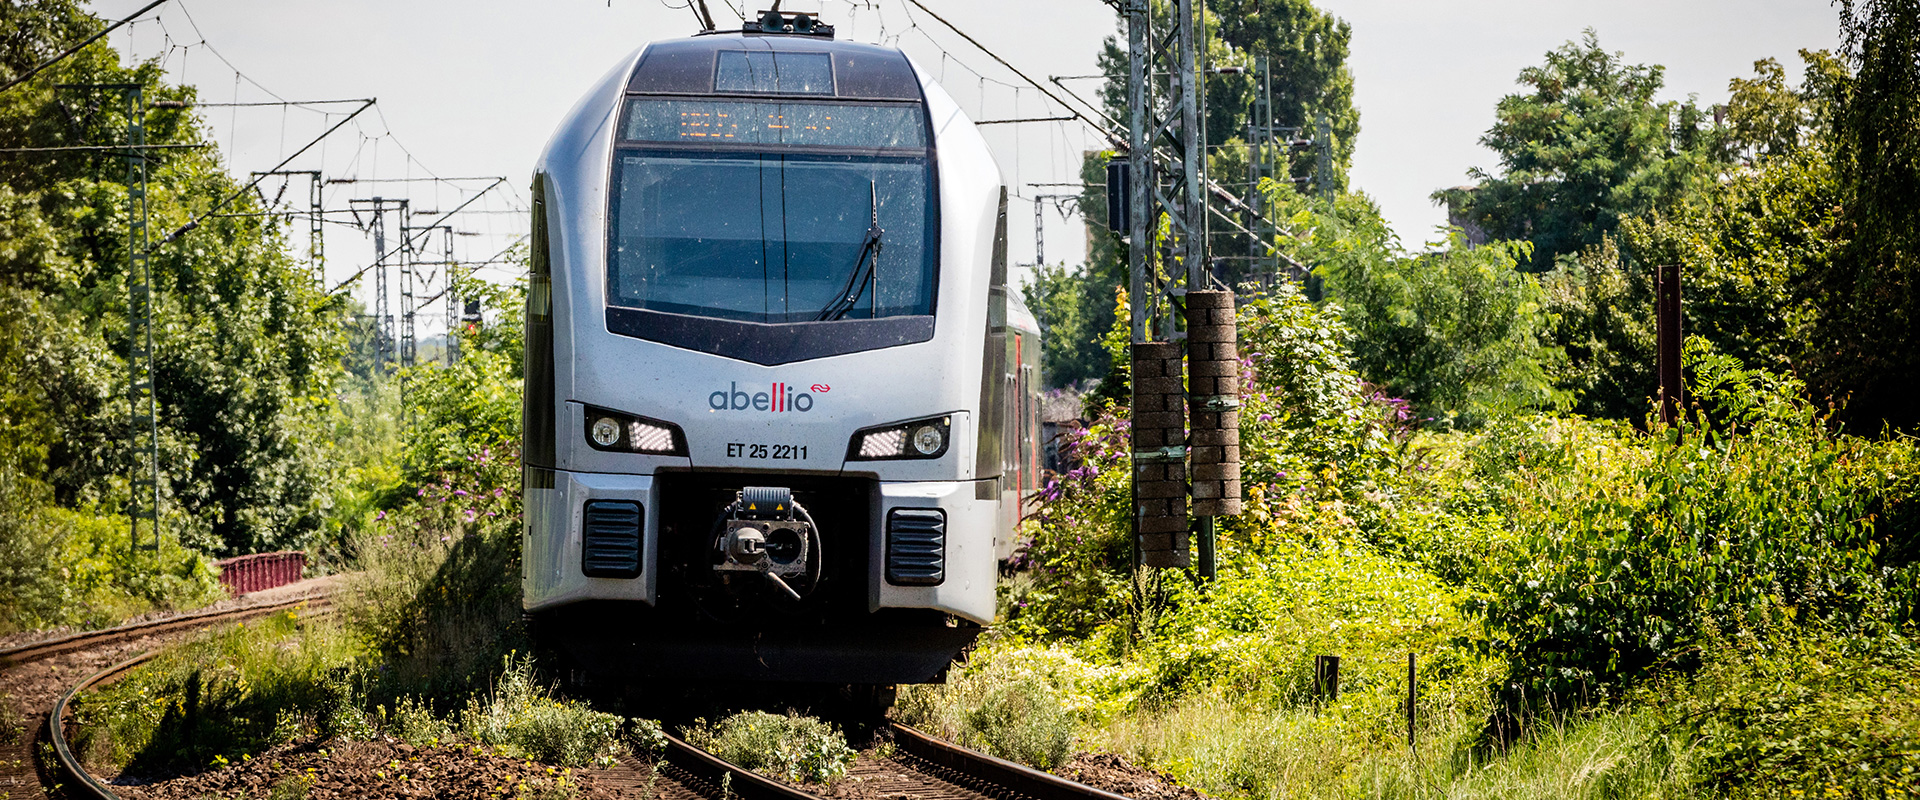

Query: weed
[900,653,1078,770]
[265,773,313,800]
[1648,627,1920,798]
[625,718,668,759]
[460,654,626,767]
[343,450,526,703]
[681,711,856,785]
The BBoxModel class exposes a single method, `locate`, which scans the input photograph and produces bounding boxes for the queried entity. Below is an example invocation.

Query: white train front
[521,15,1042,688]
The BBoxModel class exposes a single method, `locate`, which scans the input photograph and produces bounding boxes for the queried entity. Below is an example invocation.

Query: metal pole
[399,202,416,371]
[125,85,159,553]
[1034,195,1046,267]
[308,173,324,283]
[1407,652,1417,748]
[1657,263,1683,426]
[1315,114,1333,198]
[1196,516,1216,580]
[1126,0,1150,345]
[444,225,459,364]
[369,199,389,372]
[1177,0,1204,292]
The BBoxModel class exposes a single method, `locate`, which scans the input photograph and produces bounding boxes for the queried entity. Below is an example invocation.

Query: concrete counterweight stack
[1185,290,1242,517]
[1132,341,1189,568]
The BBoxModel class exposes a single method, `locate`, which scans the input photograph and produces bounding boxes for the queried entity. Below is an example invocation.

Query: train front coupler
[711,486,821,601]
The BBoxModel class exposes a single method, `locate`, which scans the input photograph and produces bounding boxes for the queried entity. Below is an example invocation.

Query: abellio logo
[708,382,827,413]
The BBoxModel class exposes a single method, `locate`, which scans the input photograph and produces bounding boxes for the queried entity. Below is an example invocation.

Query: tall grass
[70,609,358,774]
[342,448,524,702]
[898,648,1081,769]
[1095,693,1693,799]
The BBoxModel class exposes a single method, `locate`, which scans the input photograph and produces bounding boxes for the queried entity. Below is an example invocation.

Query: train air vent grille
[886,509,946,586]
[581,500,643,579]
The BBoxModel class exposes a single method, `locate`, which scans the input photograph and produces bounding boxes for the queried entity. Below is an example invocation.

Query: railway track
[0,590,332,800]
[26,597,1131,800]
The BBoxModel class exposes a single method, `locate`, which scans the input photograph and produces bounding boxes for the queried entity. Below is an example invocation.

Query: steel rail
[44,598,335,800]
[658,731,825,800]
[890,723,1134,800]
[35,599,1128,800]
[35,594,812,800]
[0,592,331,667]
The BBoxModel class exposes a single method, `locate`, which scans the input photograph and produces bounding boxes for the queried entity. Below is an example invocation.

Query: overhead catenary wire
[328,177,510,295]
[154,98,375,248]
[897,0,1116,145]
[0,0,171,94]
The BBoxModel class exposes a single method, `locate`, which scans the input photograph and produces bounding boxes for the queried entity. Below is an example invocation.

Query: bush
[898,646,1091,769]
[681,711,857,785]
[344,449,524,702]
[0,452,225,634]
[1650,627,1920,797]
[461,654,626,768]
[1470,346,1920,702]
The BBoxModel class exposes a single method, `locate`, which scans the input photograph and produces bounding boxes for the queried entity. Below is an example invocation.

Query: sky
[83,0,1844,331]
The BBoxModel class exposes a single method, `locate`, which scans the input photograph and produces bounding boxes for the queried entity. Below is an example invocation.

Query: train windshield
[609,98,935,324]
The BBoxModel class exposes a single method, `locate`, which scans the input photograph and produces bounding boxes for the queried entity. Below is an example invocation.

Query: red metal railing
[216,551,306,595]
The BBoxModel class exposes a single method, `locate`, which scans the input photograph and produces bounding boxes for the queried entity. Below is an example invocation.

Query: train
[520,11,1043,690]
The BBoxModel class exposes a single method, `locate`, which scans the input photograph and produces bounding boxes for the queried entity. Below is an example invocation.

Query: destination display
[621,98,927,149]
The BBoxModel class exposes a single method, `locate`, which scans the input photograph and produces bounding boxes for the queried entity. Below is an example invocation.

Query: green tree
[1542,51,1849,420]
[1258,180,1560,426]
[1020,262,1101,387]
[0,1,343,556]
[1440,31,1727,271]
[1809,0,1920,431]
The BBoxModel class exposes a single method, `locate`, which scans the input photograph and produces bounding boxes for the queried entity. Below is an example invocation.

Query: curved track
[0,592,331,800]
[28,600,1132,800]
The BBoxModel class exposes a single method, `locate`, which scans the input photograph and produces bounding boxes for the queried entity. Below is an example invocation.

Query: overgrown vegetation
[682,711,858,785]
[73,614,655,776]
[0,1,345,632]
[967,246,1920,797]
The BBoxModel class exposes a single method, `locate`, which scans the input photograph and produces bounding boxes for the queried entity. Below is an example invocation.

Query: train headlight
[590,418,621,447]
[582,406,688,456]
[847,415,951,461]
[912,425,944,456]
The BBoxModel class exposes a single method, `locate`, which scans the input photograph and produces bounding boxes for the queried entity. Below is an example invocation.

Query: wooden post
[1314,655,1341,702]
[1656,263,1683,426]
[1406,652,1417,748]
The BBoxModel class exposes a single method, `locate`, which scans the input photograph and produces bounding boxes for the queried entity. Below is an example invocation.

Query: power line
[174,98,373,108]
[327,176,510,184]
[328,178,509,294]
[155,98,375,248]
[0,0,171,94]
[974,116,1079,125]
[898,0,1116,145]
[0,143,207,154]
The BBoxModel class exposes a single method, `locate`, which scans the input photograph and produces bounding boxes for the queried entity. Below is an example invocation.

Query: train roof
[625,34,922,101]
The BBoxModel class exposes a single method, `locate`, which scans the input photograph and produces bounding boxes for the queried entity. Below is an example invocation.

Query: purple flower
[454,489,470,497]
[464,509,478,521]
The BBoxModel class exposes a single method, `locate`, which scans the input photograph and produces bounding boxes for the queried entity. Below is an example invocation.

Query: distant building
[1439,185,1490,248]
[1039,390,1087,474]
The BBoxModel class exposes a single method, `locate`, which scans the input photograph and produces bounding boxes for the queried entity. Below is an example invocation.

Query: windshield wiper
[815,181,885,322]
